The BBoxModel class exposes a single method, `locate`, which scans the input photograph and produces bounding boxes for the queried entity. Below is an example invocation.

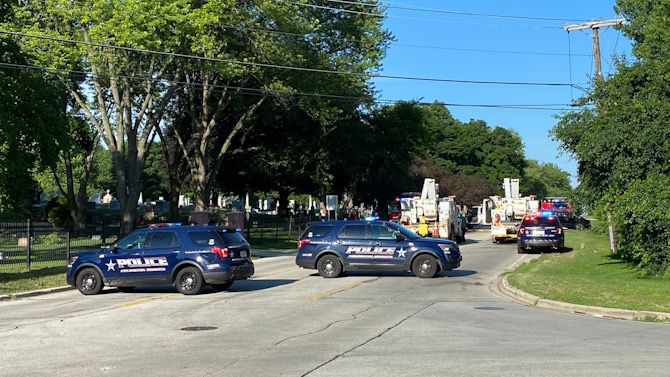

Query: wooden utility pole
[564,18,626,80]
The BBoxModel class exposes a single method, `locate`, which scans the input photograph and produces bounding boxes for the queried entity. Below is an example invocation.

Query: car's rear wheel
[413,255,438,278]
[175,267,204,295]
[517,244,525,254]
[317,255,342,278]
[77,268,104,295]
[211,281,234,291]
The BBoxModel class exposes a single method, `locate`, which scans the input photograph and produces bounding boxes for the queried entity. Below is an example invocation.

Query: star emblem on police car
[396,248,407,258]
[106,260,116,271]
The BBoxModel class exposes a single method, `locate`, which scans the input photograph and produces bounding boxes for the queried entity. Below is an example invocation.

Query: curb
[0,285,75,301]
[492,275,670,322]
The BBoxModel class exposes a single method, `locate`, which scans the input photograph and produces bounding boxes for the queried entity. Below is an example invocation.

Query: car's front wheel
[77,268,104,295]
[413,255,438,278]
[317,255,342,278]
[575,223,585,231]
[175,267,204,295]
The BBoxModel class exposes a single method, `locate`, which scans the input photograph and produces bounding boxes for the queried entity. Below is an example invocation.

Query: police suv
[66,225,254,295]
[296,220,461,278]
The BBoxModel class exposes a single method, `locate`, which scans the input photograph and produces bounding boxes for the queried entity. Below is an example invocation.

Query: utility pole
[564,18,626,80]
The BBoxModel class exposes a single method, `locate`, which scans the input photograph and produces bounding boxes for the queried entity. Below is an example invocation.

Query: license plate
[240,250,248,258]
[532,230,545,236]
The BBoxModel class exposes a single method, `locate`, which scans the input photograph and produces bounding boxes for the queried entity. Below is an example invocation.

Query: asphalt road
[1,229,668,376]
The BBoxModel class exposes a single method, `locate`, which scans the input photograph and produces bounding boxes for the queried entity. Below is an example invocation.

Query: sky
[370,0,632,187]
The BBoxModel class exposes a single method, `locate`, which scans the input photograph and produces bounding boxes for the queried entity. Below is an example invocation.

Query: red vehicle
[541,197,571,213]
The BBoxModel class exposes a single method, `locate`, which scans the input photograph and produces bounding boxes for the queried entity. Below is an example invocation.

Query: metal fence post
[26,219,31,272]
[102,218,107,245]
[66,226,71,264]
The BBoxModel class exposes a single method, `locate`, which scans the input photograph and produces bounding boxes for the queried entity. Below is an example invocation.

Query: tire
[175,267,204,295]
[117,286,135,293]
[517,244,525,254]
[77,268,104,295]
[575,223,585,231]
[317,255,342,278]
[412,255,439,278]
[211,281,234,291]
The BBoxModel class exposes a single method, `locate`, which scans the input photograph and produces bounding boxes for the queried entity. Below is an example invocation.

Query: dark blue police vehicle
[66,224,254,295]
[295,220,461,278]
[517,211,565,253]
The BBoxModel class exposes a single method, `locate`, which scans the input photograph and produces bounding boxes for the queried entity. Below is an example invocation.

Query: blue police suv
[517,211,565,253]
[66,225,254,295]
[295,220,461,278]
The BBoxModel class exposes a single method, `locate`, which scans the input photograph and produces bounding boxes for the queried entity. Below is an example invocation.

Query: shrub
[612,174,670,276]
[45,196,71,226]
[38,232,62,245]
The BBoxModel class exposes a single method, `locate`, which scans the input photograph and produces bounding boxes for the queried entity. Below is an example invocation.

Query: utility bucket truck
[490,178,539,243]
[398,178,465,242]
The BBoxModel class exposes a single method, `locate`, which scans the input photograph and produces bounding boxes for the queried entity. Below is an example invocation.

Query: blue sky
[371,0,631,187]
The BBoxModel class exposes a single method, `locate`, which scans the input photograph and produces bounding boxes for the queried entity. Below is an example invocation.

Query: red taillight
[210,246,229,258]
[557,227,562,234]
[519,227,525,234]
[298,239,310,249]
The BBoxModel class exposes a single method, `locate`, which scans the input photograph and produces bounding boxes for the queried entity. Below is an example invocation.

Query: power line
[218,23,590,57]
[325,0,583,23]
[0,61,575,111]
[0,30,584,89]
[275,0,561,29]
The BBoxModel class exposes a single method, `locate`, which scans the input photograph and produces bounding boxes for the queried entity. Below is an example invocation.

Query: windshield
[388,222,421,240]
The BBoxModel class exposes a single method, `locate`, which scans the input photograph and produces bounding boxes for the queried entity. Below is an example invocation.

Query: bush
[45,196,71,226]
[38,232,62,245]
[612,175,670,276]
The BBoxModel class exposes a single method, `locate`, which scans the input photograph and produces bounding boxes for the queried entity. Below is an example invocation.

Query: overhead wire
[275,0,562,29]
[324,0,585,23]
[0,61,577,111]
[0,30,585,89]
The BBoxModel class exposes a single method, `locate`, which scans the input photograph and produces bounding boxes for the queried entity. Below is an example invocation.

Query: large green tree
[8,0,190,233]
[420,101,527,195]
[522,159,573,199]
[0,4,68,213]
[167,0,391,212]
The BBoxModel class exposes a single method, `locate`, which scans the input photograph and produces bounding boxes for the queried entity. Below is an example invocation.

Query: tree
[522,159,573,199]
[421,102,527,184]
[9,1,191,234]
[168,0,392,212]
[0,32,68,213]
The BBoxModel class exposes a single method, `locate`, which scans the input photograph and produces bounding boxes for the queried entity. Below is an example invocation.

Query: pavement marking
[305,277,377,301]
[253,266,300,278]
[122,293,180,307]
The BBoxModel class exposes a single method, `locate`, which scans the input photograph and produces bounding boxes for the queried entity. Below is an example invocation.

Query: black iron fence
[0,221,121,270]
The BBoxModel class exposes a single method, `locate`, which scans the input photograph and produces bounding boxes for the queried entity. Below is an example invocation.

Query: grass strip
[507,229,670,313]
[0,262,68,297]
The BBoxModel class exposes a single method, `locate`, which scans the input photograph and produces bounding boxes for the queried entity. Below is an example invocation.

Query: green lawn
[0,262,68,297]
[507,229,670,313]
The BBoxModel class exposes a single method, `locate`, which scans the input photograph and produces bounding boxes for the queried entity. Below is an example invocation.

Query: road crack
[301,302,436,376]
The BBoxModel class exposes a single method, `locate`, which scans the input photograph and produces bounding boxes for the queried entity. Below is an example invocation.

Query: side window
[114,232,147,250]
[337,225,369,239]
[371,224,396,240]
[301,225,333,238]
[145,231,179,248]
[188,231,224,246]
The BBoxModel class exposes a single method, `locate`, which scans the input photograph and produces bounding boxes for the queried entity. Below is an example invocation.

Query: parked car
[295,220,461,278]
[517,211,565,253]
[66,224,254,295]
[556,212,591,231]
